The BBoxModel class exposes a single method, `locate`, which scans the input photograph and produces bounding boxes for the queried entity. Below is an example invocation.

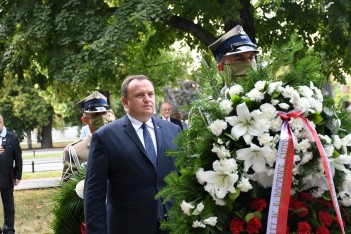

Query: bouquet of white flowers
[160,38,351,234]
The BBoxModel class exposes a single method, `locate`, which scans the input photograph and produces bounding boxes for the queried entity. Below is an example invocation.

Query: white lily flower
[196,159,239,200]
[330,155,351,175]
[246,167,274,188]
[303,173,329,191]
[225,103,263,143]
[236,144,272,173]
[333,135,342,150]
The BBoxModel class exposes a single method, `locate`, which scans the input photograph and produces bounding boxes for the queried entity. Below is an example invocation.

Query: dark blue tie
[142,123,165,219]
[142,123,157,168]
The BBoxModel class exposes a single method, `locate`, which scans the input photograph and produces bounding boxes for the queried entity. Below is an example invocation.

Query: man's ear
[121,96,128,107]
[217,63,225,72]
[81,116,87,124]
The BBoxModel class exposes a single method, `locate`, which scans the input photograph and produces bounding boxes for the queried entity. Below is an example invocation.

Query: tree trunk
[41,115,53,149]
[26,130,32,150]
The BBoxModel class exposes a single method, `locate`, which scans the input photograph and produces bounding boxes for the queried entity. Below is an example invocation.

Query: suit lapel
[122,116,147,157]
[152,117,163,160]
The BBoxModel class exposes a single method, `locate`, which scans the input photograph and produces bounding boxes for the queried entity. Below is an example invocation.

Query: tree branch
[164,15,217,46]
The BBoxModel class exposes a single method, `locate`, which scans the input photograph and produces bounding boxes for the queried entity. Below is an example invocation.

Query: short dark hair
[121,75,152,98]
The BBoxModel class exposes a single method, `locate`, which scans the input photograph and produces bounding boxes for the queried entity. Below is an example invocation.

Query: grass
[22,170,62,179]
[0,188,58,234]
[21,140,73,160]
[20,141,74,150]
[0,141,76,233]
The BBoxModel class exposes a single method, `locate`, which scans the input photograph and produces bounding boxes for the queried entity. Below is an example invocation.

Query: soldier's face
[122,79,155,123]
[220,51,256,64]
[83,111,115,132]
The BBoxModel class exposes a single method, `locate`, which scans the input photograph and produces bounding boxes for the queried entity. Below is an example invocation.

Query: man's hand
[0,146,4,154]
[14,179,20,186]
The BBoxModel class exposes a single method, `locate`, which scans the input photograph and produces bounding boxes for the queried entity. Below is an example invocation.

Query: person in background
[61,91,115,181]
[80,124,89,139]
[0,114,22,234]
[84,75,181,234]
[159,101,183,130]
[208,25,260,77]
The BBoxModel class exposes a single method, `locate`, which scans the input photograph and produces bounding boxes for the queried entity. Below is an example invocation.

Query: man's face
[219,51,256,65]
[160,103,171,119]
[82,110,115,133]
[122,79,155,123]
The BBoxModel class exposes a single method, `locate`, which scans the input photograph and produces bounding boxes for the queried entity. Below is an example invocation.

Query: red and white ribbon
[266,111,344,234]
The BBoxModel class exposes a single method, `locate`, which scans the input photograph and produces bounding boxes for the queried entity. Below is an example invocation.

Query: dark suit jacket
[0,131,22,189]
[160,116,183,130]
[84,116,180,234]
[170,118,183,130]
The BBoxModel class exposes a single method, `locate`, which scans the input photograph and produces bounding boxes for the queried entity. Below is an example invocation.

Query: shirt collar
[0,126,7,138]
[127,114,154,130]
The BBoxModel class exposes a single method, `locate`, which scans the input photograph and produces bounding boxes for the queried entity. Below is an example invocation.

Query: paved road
[16,148,64,190]
[23,147,64,173]
[15,177,61,190]
[23,157,63,173]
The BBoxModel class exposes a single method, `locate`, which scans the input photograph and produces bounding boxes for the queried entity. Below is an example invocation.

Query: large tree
[1,0,350,146]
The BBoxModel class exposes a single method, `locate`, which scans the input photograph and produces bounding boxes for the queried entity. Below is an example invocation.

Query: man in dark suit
[84,75,181,234]
[159,101,183,130]
[0,114,22,234]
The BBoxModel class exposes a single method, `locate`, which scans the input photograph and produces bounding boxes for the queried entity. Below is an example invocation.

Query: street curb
[15,177,61,191]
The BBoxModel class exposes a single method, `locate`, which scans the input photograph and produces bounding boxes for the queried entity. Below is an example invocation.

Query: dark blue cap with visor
[209,25,260,62]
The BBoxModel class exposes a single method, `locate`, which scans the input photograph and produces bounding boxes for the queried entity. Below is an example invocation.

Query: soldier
[208,25,260,77]
[61,91,115,181]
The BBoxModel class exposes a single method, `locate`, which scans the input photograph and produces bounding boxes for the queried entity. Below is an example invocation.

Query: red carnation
[289,197,309,217]
[250,198,267,211]
[318,198,333,209]
[298,191,313,202]
[297,221,312,234]
[316,226,330,234]
[341,208,350,222]
[247,216,262,234]
[230,217,245,234]
[318,211,333,227]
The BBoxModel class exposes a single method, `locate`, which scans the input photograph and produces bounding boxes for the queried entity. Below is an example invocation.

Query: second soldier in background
[62,91,115,181]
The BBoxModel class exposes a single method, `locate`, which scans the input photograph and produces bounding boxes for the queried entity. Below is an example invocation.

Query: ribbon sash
[266,121,294,234]
[266,112,345,234]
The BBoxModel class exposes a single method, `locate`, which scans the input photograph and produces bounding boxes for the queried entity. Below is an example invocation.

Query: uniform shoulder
[64,138,83,151]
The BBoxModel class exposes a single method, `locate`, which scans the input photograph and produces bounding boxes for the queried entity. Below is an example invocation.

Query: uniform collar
[0,126,7,138]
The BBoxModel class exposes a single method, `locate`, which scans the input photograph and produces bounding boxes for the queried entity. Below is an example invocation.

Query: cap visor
[224,46,260,56]
[84,106,109,113]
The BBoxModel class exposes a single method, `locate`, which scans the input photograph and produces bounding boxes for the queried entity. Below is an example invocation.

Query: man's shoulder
[64,138,83,152]
[155,117,180,131]
[5,131,18,137]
